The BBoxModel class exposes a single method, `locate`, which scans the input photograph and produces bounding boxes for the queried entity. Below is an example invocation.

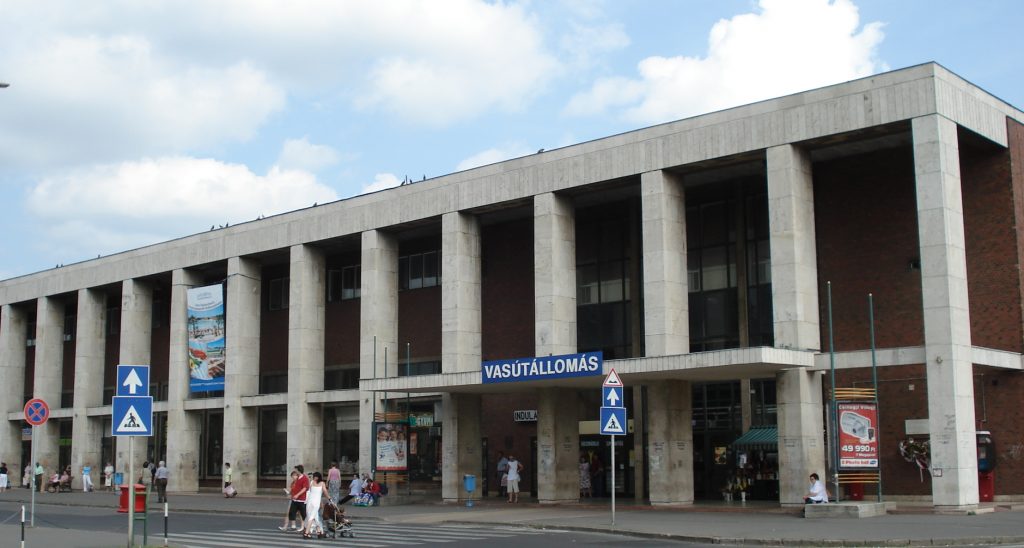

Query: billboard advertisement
[838,401,879,469]
[187,284,226,392]
[375,423,408,471]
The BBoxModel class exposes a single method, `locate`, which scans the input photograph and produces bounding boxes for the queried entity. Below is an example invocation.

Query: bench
[804,502,892,518]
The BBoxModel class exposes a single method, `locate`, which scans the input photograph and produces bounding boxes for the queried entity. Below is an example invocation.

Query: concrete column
[0,305,27,475]
[116,279,152,477]
[766,144,820,351]
[776,369,825,505]
[33,296,64,476]
[536,388,578,503]
[71,289,106,490]
[740,379,753,433]
[646,380,693,505]
[359,230,397,472]
[440,393,481,502]
[631,385,645,503]
[225,257,261,494]
[641,170,689,356]
[534,193,576,355]
[912,114,978,510]
[167,269,203,493]
[288,245,326,472]
[441,212,481,373]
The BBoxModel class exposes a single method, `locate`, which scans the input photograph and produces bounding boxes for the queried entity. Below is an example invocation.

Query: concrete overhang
[241,393,288,408]
[361,347,815,394]
[810,346,1024,371]
[184,398,224,411]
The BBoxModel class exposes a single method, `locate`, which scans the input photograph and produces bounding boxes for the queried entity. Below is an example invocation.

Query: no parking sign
[24,398,49,426]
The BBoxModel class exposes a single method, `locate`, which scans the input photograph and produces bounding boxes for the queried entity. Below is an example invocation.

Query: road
[0,501,704,547]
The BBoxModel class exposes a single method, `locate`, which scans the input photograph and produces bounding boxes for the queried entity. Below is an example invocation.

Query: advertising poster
[187,284,226,392]
[375,423,408,471]
[838,401,879,468]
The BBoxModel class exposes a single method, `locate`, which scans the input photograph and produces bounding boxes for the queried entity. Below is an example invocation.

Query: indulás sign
[481,351,602,384]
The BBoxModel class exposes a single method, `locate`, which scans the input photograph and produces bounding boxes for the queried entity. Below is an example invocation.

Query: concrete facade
[1,64,1022,507]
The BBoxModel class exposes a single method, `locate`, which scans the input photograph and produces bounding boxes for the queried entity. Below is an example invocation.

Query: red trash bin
[117,484,147,513]
[847,482,864,501]
[979,471,995,502]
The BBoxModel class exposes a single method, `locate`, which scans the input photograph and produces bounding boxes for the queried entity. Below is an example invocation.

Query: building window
[397,360,441,376]
[26,322,35,347]
[324,366,359,390]
[576,208,633,360]
[64,313,76,342]
[327,266,361,302]
[269,277,289,311]
[688,200,739,352]
[745,194,773,346]
[259,408,288,476]
[750,379,777,427]
[260,373,288,395]
[106,308,120,337]
[398,251,440,290]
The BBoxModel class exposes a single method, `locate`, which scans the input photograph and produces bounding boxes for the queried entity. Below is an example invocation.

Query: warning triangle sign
[117,406,147,433]
[603,413,624,434]
[602,368,623,387]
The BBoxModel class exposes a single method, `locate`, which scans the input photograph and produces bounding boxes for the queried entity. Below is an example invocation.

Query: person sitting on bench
[803,472,829,504]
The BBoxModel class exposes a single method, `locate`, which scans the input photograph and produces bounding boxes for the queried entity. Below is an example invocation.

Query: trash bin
[113,472,123,487]
[979,470,995,502]
[463,474,476,507]
[117,484,147,513]
[847,482,864,501]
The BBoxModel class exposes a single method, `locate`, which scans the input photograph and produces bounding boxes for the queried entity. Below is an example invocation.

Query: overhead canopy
[731,426,777,449]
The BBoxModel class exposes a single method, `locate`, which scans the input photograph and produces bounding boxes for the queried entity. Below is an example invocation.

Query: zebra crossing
[168,523,552,547]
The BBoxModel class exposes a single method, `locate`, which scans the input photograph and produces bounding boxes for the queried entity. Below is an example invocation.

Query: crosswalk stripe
[171,531,390,547]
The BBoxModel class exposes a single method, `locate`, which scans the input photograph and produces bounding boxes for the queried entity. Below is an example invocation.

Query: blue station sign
[482,351,603,384]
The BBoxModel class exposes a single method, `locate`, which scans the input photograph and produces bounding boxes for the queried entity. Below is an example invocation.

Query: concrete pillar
[359,230,397,472]
[441,212,481,373]
[776,369,825,505]
[116,279,152,477]
[440,393,481,502]
[167,269,203,493]
[534,193,576,355]
[912,114,978,510]
[288,244,326,472]
[641,170,689,356]
[71,289,106,490]
[766,144,820,351]
[740,379,753,433]
[33,296,64,477]
[631,385,645,503]
[0,305,27,475]
[646,380,693,505]
[536,388,578,503]
[225,257,261,494]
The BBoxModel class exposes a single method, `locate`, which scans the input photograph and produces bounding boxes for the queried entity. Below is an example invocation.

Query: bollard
[163,502,168,547]
[21,505,25,548]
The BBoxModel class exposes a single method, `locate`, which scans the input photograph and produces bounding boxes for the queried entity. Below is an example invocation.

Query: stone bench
[804,502,892,518]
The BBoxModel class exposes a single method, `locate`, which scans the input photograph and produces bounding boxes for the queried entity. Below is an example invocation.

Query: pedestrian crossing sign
[600,406,627,435]
[112,396,153,436]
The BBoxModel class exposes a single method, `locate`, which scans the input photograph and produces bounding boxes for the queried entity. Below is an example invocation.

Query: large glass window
[327,266,361,302]
[745,194,773,346]
[688,201,739,351]
[259,408,287,476]
[398,251,440,290]
[268,277,289,311]
[576,206,634,359]
[323,406,360,475]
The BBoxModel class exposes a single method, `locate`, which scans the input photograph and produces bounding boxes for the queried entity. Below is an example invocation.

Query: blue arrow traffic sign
[600,406,627,435]
[112,396,153,437]
[603,386,624,408]
[116,364,149,397]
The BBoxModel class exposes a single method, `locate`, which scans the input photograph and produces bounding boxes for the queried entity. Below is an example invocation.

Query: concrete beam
[167,269,203,493]
[225,257,261,494]
[534,193,576,356]
[641,170,689,356]
[0,305,27,476]
[287,245,325,472]
[441,212,481,374]
[71,289,106,490]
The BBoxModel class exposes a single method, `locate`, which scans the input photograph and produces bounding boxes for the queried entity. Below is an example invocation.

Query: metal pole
[20,505,25,548]
[128,436,134,548]
[868,293,883,502]
[827,281,839,501]
[610,435,616,526]
[406,342,411,497]
[29,427,35,528]
[164,502,168,547]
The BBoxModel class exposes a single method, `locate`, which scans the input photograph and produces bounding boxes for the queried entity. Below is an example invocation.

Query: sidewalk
[3,488,1023,547]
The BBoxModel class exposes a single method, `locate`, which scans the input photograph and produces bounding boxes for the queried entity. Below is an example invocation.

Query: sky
[1,0,1022,281]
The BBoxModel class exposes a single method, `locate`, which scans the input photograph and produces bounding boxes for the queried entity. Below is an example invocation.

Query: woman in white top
[303,472,325,539]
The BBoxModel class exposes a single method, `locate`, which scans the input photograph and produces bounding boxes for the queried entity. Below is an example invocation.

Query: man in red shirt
[281,464,308,532]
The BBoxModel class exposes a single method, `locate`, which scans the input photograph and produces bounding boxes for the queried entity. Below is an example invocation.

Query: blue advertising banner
[187,284,226,392]
[481,351,603,384]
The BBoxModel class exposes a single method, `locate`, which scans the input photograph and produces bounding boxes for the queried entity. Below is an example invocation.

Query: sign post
[114,365,153,548]
[600,369,625,525]
[23,398,49,528]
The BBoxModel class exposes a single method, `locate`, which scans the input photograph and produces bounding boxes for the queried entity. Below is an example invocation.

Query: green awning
[731,426,777,448]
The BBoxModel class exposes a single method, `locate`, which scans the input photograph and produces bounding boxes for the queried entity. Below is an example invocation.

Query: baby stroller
[321,498,354,538]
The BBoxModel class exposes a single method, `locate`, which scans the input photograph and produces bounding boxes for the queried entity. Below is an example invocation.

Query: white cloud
[456,144,536,172]
[25,157,338,259]
[277,137,340,172]
[565,0,886,124]
[361,173,402,194]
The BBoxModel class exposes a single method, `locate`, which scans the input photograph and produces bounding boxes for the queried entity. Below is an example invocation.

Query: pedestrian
[279,470,300,531]
[338,473,362,505]
[0,462,8,492]
[149,460,157,486]
[155,461,169,503]
[82,462,93,492]
[279,465,308,532]
[103,462,114,492]
[302,471,325,539]
[590,453,605,497]
[139,461,148,485]
[495,451,508,497]
[223,462,237,498]
[803,472,829,504]
[327,462,341,503]
[579,455,591,498]
[34,462,43,493]
[506,454,524,503]
[23,464,31,489]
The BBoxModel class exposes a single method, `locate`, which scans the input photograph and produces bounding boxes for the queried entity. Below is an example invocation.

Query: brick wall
[398,286,441,360]
[481,218,535,360]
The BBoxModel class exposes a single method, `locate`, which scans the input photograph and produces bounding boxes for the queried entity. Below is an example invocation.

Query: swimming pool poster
[187,284,226,392]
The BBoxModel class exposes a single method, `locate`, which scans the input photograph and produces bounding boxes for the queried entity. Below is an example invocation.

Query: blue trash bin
[114,472,124,486]
[463,474,476,507]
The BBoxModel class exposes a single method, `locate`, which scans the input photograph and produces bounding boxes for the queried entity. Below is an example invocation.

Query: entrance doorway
[580,434,634,497]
